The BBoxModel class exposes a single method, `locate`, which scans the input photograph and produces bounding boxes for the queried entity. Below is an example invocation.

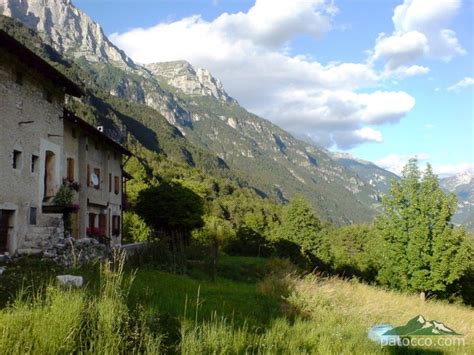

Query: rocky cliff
[147,61,236,104]
[1,0,390,224]
[0,0,134,67]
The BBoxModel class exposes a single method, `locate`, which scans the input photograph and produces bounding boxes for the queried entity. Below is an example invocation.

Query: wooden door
[0,210,12,253]
[99,214,107,235]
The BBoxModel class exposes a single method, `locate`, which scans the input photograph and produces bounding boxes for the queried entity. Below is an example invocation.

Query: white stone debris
[56,275,84,288]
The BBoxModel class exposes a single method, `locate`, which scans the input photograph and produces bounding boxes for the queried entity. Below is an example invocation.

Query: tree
[376,159,469,299]
[135,182,204,258]
[193,215,235,280]
[276,197,326,266]
[328,224,381,281]
[225,225,274,257]
[123,211,152,243]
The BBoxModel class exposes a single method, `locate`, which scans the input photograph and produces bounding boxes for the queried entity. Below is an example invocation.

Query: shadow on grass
[387,346,443,355]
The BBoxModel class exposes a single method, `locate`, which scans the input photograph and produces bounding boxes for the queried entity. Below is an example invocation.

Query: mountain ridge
[1,0,440,225]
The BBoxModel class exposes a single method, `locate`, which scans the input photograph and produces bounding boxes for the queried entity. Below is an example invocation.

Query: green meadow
[0,254,472,354]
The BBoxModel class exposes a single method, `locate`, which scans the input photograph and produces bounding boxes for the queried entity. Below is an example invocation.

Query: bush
[123,211,152,244]
[224,226,273,257]
[53,184,74,206]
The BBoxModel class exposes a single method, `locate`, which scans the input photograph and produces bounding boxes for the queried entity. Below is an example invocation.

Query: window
[109,173,112,193]
[87,165,90,186]
[93,168,101,189]
[114,176,120,195]
[29,207,37,225]
[43,89,52,103]
[13,150,22,169]
[99,214,107,234]
[88,213,96,229]
[31,155,38,173]
[44,151,56,199]
[67,158,75,182]
[15,70,23,85]
[71,129,77,139]
[112,215,121,236]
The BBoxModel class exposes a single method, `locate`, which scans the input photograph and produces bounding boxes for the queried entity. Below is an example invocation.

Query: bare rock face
[146,61,237,104]
[0,0,134,67]
[0,0,232,126]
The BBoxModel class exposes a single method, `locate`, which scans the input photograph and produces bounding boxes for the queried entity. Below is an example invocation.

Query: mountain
[331,152,399,194]
[0,0,134,67]
[333,152,473,231]
[146,61,237,104]
[440,172,474,230]
[384,315,460,336]
[1,0,387,224]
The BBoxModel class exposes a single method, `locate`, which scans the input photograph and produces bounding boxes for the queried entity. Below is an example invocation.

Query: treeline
[124,150,473,305]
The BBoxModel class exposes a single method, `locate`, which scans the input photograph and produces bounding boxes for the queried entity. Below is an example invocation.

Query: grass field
[0,255,472,354]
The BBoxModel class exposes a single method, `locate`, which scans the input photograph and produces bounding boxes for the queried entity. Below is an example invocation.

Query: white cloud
[371,0,465,70]
[376,153,430,175]
[111,0,417,149]
[434,163,474,177]
[447,77,474,92]
[372,31,428,70]
[390,65,430,79]
[354,127,383,142]
[329,127,383,149]
[376,153,473,177]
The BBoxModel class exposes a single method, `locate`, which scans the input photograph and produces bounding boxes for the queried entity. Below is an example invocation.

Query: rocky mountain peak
[146,60,237,104]
[331,151,373,166]
[441,171,474,191]
[0,0,134,68]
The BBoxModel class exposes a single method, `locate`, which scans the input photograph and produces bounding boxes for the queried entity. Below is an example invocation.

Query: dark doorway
[0,210,13,254]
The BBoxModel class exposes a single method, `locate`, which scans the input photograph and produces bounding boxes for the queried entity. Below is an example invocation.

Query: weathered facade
[0,30,130,256]
[63,111,131,246]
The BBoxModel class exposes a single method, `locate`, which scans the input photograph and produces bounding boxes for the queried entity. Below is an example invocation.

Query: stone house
[0,30,130,256]
[62,110,131,246]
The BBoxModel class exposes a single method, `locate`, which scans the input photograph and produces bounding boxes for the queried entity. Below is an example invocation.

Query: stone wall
[0,49,65,255]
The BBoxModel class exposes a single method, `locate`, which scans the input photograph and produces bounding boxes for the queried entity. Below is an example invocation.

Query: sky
[74,0,474,176]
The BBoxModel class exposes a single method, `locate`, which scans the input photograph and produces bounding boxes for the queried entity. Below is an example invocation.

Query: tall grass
[178,267,473,354]
[0,251,162,354]
[0,286,84,354]
[1,255,472,354]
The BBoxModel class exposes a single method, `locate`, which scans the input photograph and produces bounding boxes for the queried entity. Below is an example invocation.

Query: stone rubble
[42,234,112,267]
[56,274,84,288]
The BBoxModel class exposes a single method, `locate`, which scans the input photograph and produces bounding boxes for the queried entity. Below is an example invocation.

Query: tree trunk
[210,239,218,281]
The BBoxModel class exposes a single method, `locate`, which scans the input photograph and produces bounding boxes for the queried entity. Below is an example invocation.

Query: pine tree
[376,159,469,298]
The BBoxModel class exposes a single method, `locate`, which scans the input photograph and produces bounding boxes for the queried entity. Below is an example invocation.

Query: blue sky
[75,0,473,176]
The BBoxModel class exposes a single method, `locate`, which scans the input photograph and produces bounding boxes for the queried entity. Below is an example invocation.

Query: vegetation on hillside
[123,153,473,305]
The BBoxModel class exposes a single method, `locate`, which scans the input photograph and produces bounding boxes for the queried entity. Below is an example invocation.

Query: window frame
[13,150,22,170]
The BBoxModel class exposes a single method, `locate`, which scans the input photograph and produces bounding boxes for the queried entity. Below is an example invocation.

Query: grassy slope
[1,256,472,354]
[280,275,473,354]
[129,259,281,328]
